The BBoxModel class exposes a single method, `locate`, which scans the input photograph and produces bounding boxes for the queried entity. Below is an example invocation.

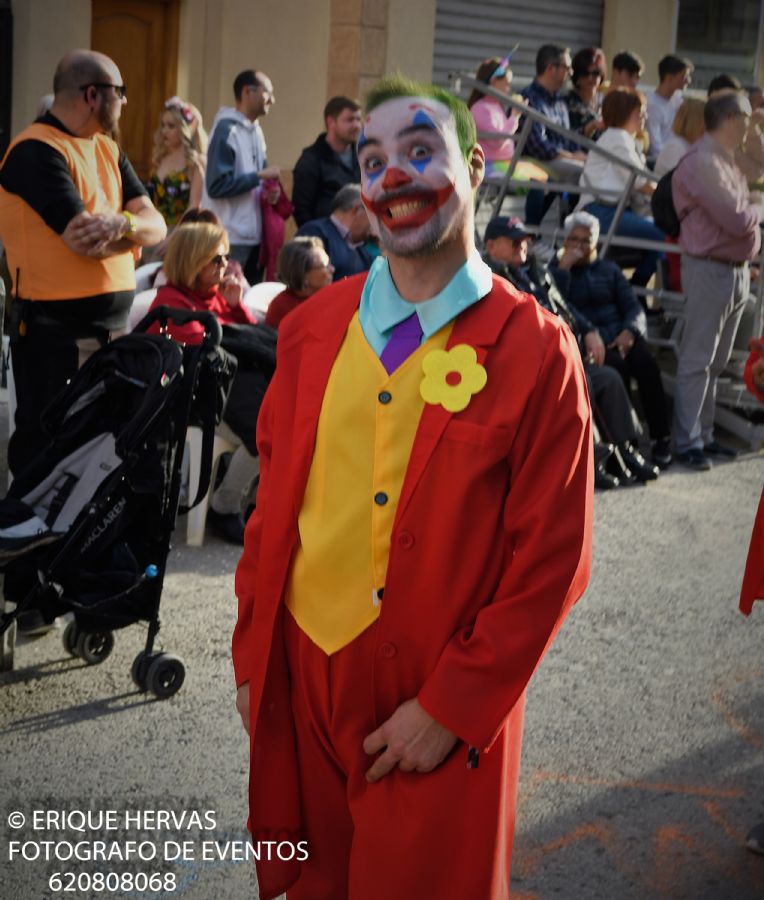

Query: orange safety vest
[0,123,136,301]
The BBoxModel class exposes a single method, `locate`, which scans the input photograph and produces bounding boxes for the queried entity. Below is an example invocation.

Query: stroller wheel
[131,651,151,691]
[62,621,79,657]
[75,630,115,665]
[0,620,16,672]
[145,653,185,699]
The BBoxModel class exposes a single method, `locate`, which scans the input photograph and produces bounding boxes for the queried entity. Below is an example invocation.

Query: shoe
[618,443,659,482]
[594,443,619,490]
[595,461,620,490]
[652,437,673,469]
[746,822,764,856]
[206,509,246,545]
[16,609,55,636]
[675,448,712,471]
[704,440,738,459]
[606,446,638,485]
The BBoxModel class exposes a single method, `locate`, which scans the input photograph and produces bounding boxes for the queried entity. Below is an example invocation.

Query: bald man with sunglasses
[0,49,165,476]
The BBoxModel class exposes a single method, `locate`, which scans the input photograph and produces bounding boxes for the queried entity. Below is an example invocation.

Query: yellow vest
[285,313,453,654]
[0,123,136,300]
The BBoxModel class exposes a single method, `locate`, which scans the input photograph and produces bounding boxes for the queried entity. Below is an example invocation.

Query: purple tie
[380,313,423,375]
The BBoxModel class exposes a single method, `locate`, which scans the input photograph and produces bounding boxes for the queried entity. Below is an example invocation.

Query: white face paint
[358,95,475,257]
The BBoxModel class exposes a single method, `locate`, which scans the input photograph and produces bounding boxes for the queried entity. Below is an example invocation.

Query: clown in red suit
[741,338,764,856]
[233,74,593,899]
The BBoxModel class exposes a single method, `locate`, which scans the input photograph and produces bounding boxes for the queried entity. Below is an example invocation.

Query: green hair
[364,74,477,161]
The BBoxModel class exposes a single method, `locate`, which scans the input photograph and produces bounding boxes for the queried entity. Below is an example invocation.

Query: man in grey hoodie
[203,69,280,282]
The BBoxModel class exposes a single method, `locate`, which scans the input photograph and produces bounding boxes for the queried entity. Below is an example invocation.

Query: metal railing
[453,71,764,445]
[454,70,763,332]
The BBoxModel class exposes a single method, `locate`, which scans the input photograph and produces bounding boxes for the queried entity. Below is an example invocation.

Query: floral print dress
[147,170,191,228]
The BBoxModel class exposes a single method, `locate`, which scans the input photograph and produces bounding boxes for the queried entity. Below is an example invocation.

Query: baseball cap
[484,216,531,241]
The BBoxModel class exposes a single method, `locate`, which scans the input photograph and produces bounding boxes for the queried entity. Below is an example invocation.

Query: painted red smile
[362,184,455,231]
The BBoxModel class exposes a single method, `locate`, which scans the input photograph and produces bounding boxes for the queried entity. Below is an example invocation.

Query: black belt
[687,254,747,268]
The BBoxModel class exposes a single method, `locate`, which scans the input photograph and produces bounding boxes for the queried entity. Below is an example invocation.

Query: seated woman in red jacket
[149,221,262,544]
[265,236,334,329]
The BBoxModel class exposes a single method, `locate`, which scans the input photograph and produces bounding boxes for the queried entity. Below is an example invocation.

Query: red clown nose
[381,167,412,191]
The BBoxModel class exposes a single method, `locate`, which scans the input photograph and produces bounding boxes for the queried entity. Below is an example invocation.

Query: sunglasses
[80,82,127,99]
[583,69,602,78]
[210,254,229,266]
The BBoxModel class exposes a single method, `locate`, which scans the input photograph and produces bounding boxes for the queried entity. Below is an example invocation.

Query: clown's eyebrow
[395,122,439,140]
[357,117,441,153]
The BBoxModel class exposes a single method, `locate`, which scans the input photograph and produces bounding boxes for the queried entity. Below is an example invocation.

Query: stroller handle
[133,305,223,349]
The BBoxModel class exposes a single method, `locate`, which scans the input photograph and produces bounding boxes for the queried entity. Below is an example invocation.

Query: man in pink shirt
[671,90,762,470]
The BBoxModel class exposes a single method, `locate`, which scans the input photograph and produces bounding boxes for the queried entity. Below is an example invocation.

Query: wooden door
[91,0,180,181]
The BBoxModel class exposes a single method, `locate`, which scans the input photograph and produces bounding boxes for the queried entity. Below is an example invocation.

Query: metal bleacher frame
[451,72,764,449]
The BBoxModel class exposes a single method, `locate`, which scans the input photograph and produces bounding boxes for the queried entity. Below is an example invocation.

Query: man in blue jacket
[296,184,374,280]
[202,69,281,283]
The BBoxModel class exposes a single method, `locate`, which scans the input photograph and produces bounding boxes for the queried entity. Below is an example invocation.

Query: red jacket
[264,288,303,330]
[740,346,764,615]
[148,282,257,344]
[233,273,593,896]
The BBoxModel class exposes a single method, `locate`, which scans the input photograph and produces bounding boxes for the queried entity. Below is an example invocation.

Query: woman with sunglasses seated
[564,48,605,141]
[149,221,264,543]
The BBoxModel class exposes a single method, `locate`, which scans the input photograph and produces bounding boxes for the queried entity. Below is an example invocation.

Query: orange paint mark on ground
[653,823,752,895]
[701,800,745,842]
[515,820,621,878]
[711,690,764,751]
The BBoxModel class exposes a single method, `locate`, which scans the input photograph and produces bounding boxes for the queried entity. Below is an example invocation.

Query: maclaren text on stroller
[0,307,235,698]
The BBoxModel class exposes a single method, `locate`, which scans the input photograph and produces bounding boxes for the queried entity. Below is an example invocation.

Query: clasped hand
[62,211,127,258]
[607,328,635,359]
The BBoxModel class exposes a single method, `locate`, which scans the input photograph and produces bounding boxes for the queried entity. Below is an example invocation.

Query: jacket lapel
[395,277,519,524]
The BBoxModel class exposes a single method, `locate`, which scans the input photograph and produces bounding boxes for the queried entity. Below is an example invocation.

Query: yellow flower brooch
[420,344,487,413]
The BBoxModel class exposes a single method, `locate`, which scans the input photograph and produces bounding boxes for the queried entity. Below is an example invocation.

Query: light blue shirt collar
[358,252,493,356]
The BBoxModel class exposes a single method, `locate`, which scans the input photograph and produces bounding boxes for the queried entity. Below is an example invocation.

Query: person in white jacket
[576,87,664,287]
[202,69,280,282]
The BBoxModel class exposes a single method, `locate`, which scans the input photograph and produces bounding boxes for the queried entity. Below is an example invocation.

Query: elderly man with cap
[483,215,660,486]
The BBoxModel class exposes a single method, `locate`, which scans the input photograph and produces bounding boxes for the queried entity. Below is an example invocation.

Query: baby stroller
[0,307,235,699]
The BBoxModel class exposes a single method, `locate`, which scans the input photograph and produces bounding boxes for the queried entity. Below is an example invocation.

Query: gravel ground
[0,382,762,899]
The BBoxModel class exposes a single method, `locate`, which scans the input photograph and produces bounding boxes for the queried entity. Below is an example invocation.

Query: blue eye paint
[409,110,436,171]
[358,127,368,149]
[412,110,437,131]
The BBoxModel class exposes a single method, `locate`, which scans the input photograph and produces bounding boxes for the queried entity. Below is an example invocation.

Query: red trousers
[283,609,525,900]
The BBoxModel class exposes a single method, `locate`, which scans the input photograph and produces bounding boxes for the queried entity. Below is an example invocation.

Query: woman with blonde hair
[149,222,264,544]
[148,97,208,229]
[654,97,705,177]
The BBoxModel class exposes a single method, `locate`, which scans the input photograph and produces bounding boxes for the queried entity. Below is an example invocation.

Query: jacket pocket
[442,419,513,451]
